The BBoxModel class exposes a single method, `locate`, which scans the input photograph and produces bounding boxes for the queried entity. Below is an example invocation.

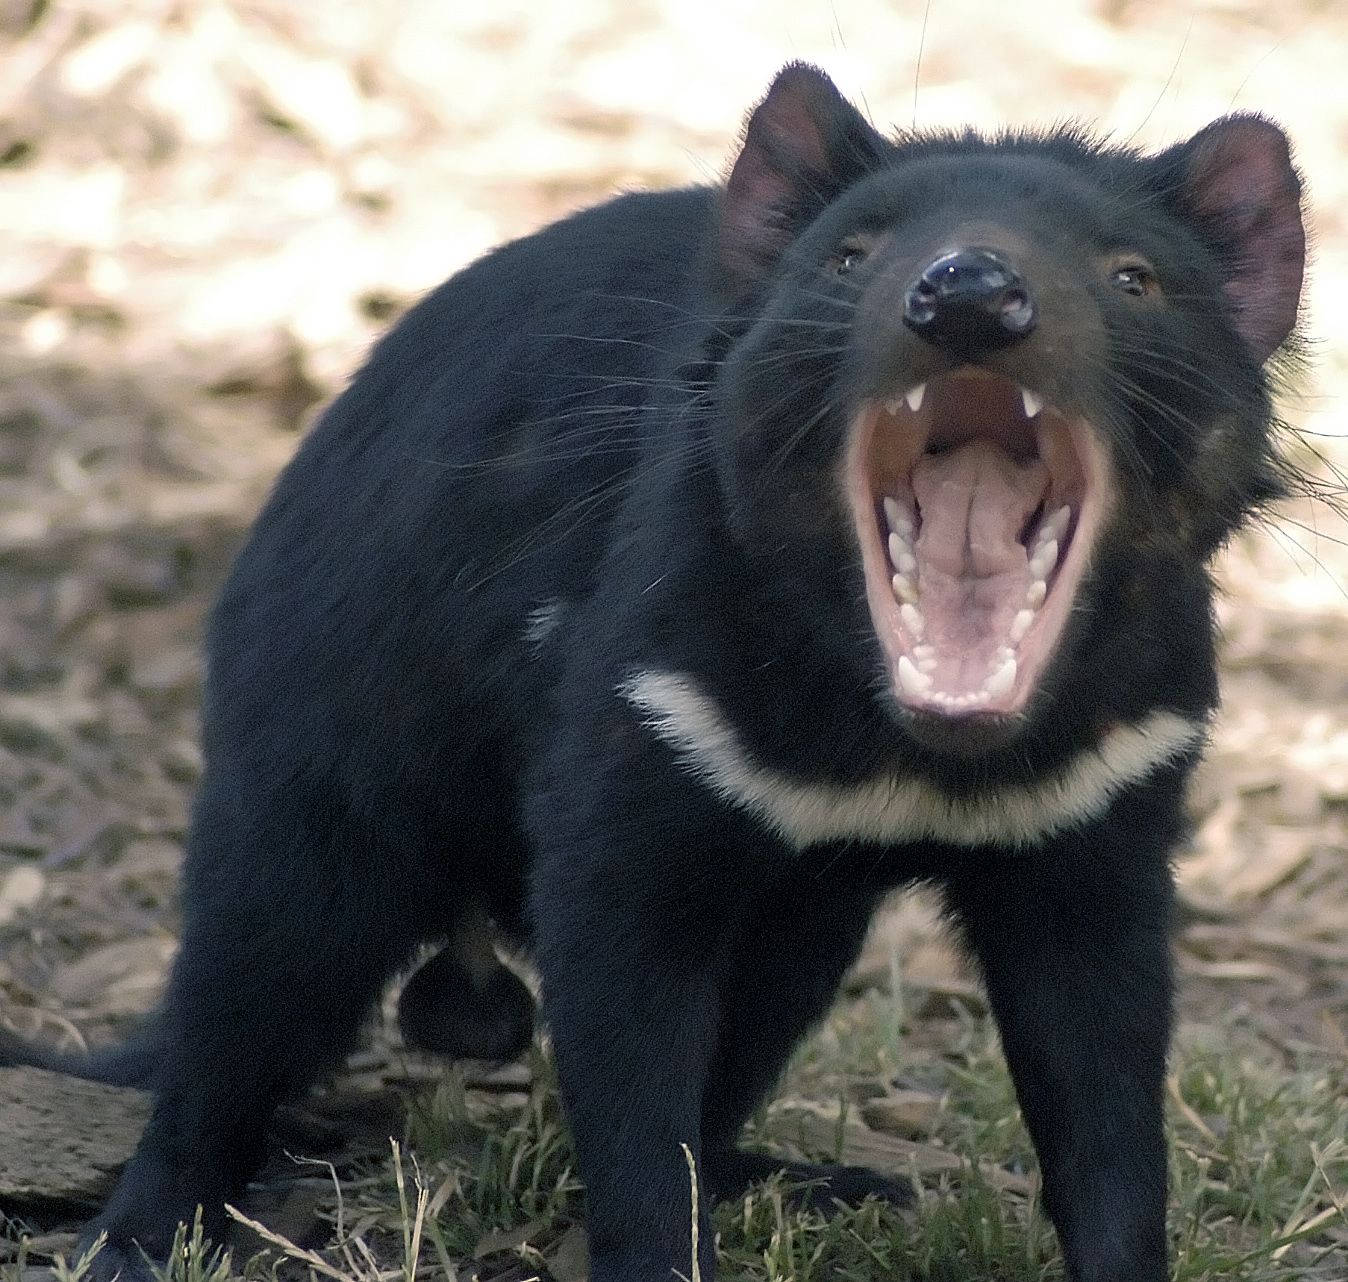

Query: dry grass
[8,1003,1345,1281]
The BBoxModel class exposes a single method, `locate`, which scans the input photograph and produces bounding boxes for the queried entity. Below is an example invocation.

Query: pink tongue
[910,441,1049,686]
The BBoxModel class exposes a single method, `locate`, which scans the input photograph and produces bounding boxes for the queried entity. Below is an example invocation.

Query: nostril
[903,279,939,327]
[999,287,1035,334]
[902,247,1037,350]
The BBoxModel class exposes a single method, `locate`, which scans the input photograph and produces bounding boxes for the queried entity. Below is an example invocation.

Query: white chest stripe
[620,670,1205,850]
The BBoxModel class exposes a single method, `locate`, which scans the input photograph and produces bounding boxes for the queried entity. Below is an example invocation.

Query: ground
[0,2,1344,1279]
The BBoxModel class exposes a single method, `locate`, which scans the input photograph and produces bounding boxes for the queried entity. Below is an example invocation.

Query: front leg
[538,908,720,1282]
[527,761,756,1282]
[942,790,1180,1282]
[699,875,911,1212]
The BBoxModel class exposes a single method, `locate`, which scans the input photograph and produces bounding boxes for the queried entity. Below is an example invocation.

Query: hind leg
[398,907,536,1060]
[84,770,427,1282]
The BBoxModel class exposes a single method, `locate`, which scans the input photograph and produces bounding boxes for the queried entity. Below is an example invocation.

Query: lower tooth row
[931,691,989,709]
[887,497,1068,708]
[898,653,1018,704]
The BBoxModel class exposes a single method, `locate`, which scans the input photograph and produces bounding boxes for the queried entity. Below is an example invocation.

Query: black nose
[902,248,1036,352]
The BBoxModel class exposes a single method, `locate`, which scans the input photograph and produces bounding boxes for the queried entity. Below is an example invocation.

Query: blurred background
[0,0,1343,1150]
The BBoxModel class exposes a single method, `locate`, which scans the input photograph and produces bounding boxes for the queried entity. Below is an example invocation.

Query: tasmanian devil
[0,62,1306,1282]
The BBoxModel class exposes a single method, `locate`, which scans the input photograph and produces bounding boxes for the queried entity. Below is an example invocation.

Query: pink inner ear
[1183,116,1305,362]
[719,121,800,287]
[717,63,867,296]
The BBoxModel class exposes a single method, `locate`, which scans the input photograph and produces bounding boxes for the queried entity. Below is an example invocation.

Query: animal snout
[902,247,1036,353]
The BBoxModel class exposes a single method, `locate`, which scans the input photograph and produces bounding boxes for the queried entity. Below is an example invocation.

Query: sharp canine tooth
[904,383,926,413]
[891,573,917,603]
[1029,539,1059,579]
[1009,609,1035,643]
[1021,387,1043,419]
[1027,579,1047,607]
[898,655,932,695]
[900,603,925,638]
[985,656,1017,698]
[883,496,913,535]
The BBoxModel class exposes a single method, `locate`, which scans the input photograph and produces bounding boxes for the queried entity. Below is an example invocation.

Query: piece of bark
[859,1089,944,1140]
[769,1101,1035,1196]
[0,1066,147,1210]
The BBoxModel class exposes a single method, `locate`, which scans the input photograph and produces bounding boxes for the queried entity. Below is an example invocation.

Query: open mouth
[846,367,1113,720]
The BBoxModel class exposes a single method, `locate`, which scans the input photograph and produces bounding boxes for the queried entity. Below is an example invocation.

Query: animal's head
[707,63,1305,754]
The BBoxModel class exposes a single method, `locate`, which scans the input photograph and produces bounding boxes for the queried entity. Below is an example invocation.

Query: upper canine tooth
[1021,387,1043,419]
[904,383,926,413]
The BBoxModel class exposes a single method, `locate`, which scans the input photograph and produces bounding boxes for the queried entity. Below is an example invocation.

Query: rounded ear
[716,63,890,300]
[1159,114,1305,363]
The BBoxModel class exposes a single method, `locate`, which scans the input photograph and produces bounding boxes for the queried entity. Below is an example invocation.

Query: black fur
[1,65,1306,1282]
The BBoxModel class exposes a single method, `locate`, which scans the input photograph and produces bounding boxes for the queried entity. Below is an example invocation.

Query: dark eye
[1110,262,1159,297]
[832,236,872,276]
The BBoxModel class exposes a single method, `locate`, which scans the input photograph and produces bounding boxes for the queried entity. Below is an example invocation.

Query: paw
[74,1234,159,1282]
[703,1147,913,1214]
[783,1160,913,1213]
[78,1152,228,1282]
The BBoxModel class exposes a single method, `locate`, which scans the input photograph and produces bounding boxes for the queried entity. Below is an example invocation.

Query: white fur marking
[523,599,565,651]
[620,669,1204,850]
